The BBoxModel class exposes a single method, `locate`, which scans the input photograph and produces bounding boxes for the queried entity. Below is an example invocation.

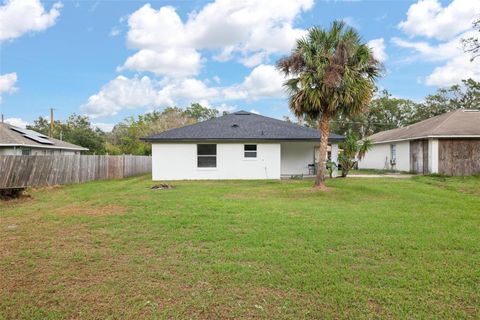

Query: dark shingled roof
[142,111,344,142]
[0,122,88,151]
[366,109,480,144]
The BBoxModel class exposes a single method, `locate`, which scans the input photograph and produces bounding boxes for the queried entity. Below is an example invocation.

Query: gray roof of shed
[142,111,344,142]
[0,122,88,151]
[366,109,480,144]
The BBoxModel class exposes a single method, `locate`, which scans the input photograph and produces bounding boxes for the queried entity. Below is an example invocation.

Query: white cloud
[81,76,172,118]
[250,109,260,114]
[0,0,63,42]
[395,0,480,87]
[92,122,115,132]
[0,72,18,102]
[158,78,220,103]
[0,72,17,93]
[425,56,480,86]
[5,117,28,128]
[81,65,286,118]
[214,103,236,114]
[367,38,387,62]
[119,48,203,78]
[392,31,480,87]
[120,0,312,76]
[223,64,286,100]
[391,36,461,61]
[399,0,479,41]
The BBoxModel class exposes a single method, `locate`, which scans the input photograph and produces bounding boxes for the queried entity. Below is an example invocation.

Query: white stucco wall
[358,141,410,171]
[152,142,281,180]
[280,141,317,175]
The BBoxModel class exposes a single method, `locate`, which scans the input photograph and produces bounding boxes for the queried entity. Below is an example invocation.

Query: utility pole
[1,114,3,123]
[49,108,54,137]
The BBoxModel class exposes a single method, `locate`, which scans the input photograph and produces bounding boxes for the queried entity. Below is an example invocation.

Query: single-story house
[0,122,88,155]
[358,109,480,176]
[142,111,344,180]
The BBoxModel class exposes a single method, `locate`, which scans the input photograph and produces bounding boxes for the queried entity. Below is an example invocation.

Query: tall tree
[408,78,480,124]
[277,21,381,188]
[184,103,221,121]
[108,107,196,155]
[27,114,106,154]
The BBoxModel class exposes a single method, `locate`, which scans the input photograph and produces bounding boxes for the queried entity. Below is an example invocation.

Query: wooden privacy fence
[0,155,152,189]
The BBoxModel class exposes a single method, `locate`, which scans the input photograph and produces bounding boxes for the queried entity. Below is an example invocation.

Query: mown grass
[1,175,479,319]
[349,168,410,175]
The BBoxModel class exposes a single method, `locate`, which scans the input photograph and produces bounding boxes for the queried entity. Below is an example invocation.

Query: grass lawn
[348,168,410,175]
[1,175,479,319]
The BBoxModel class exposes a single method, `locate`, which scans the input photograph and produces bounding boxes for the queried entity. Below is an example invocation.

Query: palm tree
[277,21,381,189]
[338,134,372,177]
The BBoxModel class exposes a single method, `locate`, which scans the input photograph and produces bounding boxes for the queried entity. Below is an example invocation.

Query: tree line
[286,78,479,138]
[26,103,226,155]
[26,79,479,156]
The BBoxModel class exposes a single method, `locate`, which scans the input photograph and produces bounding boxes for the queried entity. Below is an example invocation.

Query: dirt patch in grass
[0,193,32,207]
[53,204,127,217]
[367,299,386,316]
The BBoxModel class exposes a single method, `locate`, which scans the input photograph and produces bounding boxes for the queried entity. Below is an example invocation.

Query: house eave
[371,135,480,145]
[141,137,344,143]
[0,143,89,151]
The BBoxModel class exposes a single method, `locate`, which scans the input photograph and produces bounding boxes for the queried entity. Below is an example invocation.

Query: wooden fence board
[0,155,151,189]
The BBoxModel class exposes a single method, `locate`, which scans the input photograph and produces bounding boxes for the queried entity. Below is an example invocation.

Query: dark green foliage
[338,134,372,177]
[106,103,224,155]
[27,114,106,155]
[25,103,223,155]
[289,78,480,139]
[184,103,227,121]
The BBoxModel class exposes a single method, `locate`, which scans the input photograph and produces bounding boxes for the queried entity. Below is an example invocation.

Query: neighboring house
[358,109,480,176]
[142,111,344,180]
[0,122,88,155]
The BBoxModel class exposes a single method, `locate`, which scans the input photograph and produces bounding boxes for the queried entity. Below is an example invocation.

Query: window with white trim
[244,144,257,158]
[197,144,216,168]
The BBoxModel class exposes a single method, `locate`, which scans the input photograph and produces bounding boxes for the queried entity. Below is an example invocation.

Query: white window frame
[244,144,257,159]
[197,144,217,168]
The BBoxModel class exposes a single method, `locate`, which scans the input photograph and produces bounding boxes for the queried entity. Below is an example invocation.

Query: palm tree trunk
[314,112,331,188]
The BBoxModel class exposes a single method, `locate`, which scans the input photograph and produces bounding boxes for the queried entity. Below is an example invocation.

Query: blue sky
[0,0,478,131]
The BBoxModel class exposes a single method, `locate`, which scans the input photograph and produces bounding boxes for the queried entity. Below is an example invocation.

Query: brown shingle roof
[366,109,480,144]
[0,122,88,151]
